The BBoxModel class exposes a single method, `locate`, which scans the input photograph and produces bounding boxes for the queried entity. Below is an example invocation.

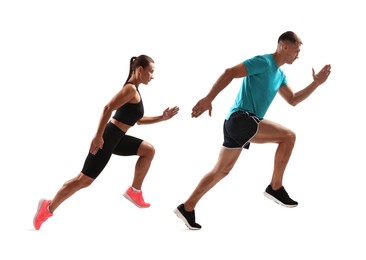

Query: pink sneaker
[33,198,53,230]
[123,187,150,208]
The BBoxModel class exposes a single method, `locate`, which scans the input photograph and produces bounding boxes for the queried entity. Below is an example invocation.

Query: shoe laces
[137,192,146,203]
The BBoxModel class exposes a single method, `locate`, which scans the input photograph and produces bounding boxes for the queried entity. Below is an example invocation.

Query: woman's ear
[137,66,143,74]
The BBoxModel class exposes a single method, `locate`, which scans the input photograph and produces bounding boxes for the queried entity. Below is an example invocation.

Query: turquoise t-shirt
[226,54,287,120]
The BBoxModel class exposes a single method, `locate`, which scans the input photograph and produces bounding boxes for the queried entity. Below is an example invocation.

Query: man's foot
[33,198,53,230]
[264,185,298,208]
[174,203,201,230]
[123,187,150,208]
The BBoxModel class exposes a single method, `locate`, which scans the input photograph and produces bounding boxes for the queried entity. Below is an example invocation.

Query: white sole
[174,208,201,230]
[123,193,150,208]
[33,198,45,229]
[263,192,298,208]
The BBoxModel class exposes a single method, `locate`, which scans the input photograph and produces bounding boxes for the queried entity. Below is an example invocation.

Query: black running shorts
[223,111,261,149]
[81,121,143,179]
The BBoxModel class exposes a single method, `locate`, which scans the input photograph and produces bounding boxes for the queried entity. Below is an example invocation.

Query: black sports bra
[112,82,144,126]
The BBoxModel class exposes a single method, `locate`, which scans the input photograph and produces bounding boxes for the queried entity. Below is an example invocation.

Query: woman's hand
[90,136,104,155]
[162,106,179,120]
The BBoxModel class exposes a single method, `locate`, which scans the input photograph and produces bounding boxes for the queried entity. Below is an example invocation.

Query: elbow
[287,95,300,107]
[224,68,236,79]
[103,105,113,116]
[288,100,299,107]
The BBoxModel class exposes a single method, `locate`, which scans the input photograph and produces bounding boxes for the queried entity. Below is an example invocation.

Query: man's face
[286,42,302,64]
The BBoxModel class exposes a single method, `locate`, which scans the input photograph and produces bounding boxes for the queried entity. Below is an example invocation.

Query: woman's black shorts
[81,121,143,179]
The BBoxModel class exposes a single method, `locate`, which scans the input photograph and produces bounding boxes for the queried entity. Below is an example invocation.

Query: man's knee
[285,129,296,146]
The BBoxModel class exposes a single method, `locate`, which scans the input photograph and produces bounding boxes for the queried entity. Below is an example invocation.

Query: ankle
[47,201,54,214]
[183,203,194,212]
[270,183,282,191]
[131,186,141,192]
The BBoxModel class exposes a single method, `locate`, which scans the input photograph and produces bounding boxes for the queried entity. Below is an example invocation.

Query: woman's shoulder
[122,83,138,92]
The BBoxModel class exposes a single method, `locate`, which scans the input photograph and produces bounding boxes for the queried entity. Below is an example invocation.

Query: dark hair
[278,31,302,45]
[125,54,154,84]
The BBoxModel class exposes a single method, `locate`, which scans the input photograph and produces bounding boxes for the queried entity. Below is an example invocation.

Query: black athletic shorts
[223,111,261,149]
[81,121,143,179]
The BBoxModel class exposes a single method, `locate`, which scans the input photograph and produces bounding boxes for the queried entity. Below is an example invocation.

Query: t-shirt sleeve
[243,55,269,76]
[281,73,288,86]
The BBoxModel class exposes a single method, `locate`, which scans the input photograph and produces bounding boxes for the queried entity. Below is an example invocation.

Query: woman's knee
[77,173,95,188]
[138,141,155,158]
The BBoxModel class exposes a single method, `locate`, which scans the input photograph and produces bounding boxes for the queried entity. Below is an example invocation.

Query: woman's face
[140,63,155,84]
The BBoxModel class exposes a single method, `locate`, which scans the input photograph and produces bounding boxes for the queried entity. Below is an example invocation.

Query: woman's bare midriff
[110,118,132,132]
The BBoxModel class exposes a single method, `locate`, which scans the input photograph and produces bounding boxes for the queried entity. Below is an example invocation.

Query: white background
[1,0,365,259]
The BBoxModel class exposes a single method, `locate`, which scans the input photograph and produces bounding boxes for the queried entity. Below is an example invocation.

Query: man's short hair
[278,31,302,44]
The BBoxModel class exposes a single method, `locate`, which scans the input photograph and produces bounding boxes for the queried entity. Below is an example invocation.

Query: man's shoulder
[244,54,272,74]
[245,53,272,64]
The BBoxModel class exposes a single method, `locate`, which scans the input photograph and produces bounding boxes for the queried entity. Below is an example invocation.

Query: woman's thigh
[113,135,144,156]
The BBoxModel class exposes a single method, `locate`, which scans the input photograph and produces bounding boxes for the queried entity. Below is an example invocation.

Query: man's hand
[313,64,331,85]
[191,97,213,118]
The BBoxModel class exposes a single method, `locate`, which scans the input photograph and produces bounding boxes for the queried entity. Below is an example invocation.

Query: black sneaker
[264,185,298,208]
[174,204,202,230]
